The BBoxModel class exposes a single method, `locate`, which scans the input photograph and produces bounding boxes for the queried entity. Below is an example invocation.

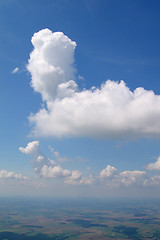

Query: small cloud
[65,170,83,185]
[77,156,88,163]
[119,170,147,186]
[20,141,94,185]
[19,141,53,175]
[146,156,160,170]
[19,141,39,156]
[12,67,19,74]
[78,75,85,81]
[40,165,71,178]
[145,175,160,185]
[99,165,118,179]
[49,145,68,163]
[0,169,28,180]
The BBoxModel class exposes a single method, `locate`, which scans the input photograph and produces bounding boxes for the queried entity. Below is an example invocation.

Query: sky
[1,0,160,198]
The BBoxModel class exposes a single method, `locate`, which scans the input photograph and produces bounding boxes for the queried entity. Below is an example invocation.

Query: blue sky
[1,0,160,197]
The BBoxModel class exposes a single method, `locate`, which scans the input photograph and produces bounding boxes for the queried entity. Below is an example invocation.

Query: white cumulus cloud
[19,141,88,184]
[145,175,160,185]
[27,28,77,102]
[19,141,55,174]
[99,166,147,187]
[27,29,160,139]
[118,170,147,186]
[19,141,39,156]
[0,169,27,180]
[40,165,71,178]
[65,170,83,185]
[20,141,160,188]
[146,156,160,170]
[99,165,118,179]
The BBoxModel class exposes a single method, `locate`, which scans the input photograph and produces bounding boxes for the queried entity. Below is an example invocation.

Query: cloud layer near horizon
[27,29,160,139]
[19,141,160,188]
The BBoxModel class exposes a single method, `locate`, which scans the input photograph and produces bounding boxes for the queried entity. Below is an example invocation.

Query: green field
[0,198,160,239]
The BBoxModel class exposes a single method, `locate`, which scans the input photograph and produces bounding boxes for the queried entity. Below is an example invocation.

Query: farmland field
[0,198,160,239]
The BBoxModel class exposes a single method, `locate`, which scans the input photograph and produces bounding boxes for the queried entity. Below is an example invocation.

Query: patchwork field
[0,198,160,239]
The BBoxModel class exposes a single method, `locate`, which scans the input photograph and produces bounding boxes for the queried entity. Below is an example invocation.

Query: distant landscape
[0,198,160,239]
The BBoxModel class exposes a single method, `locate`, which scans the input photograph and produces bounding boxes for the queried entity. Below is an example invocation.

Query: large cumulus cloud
[28,29,160,139]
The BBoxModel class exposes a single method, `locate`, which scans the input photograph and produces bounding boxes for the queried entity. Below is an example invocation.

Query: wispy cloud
[12,67,19,74]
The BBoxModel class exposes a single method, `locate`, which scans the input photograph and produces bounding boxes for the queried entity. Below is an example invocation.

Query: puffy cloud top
[19,141,39,156]
[99,165,117,179]
[27,28,76,102]
[119,170,146,186]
